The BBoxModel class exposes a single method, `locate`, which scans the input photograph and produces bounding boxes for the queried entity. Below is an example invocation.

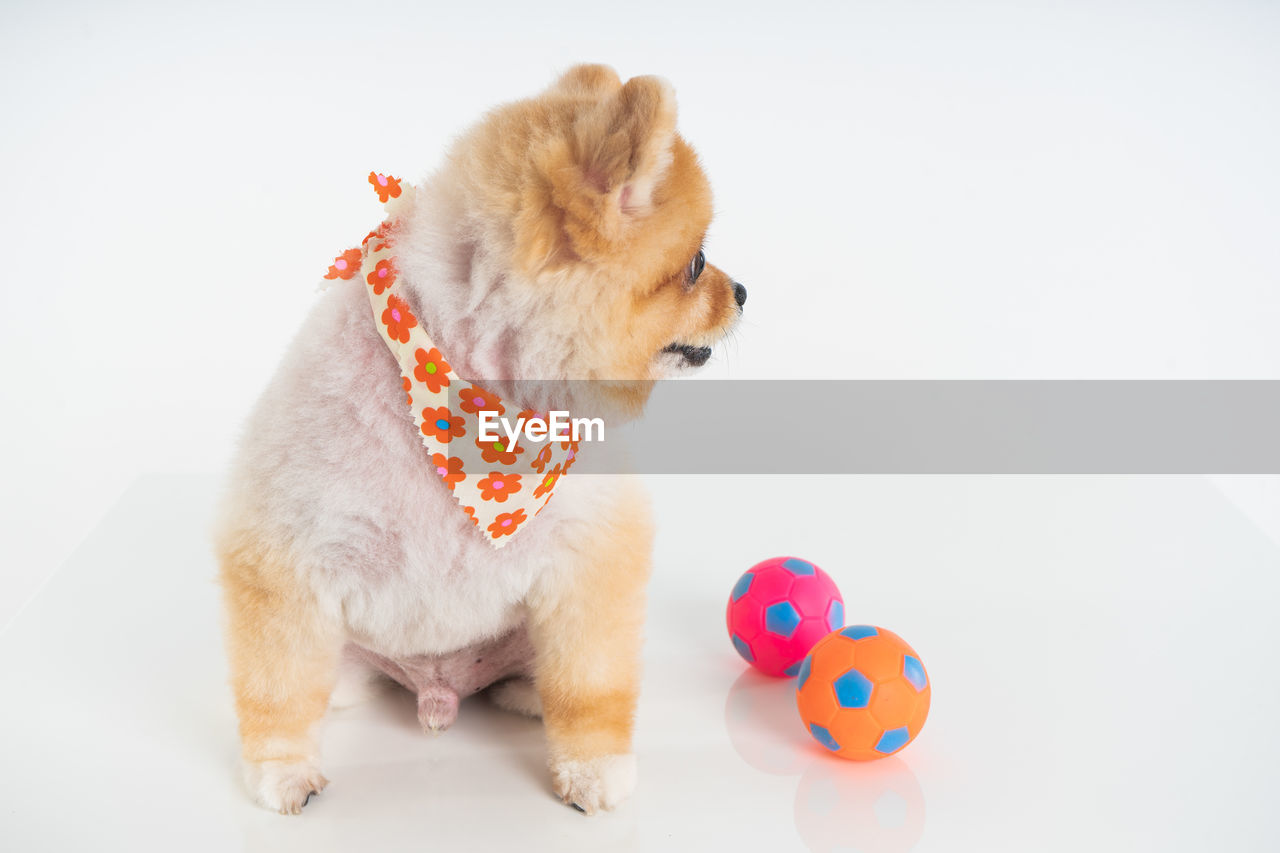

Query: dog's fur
[215,64,742,815]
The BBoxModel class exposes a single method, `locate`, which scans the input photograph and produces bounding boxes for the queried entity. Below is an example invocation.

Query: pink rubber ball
[726,556,844,677]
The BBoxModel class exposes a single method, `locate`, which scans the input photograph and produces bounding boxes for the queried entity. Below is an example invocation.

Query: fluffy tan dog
[215,64,744,815]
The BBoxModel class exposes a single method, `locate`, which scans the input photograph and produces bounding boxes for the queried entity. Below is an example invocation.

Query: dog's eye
[688,250,706,284]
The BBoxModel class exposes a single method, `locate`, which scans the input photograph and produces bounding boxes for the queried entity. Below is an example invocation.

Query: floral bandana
[322,173,579,547]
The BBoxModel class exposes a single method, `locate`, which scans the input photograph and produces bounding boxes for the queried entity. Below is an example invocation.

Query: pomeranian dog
[214,64,745,816]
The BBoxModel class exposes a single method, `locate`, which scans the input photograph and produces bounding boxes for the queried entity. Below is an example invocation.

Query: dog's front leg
[219,545,343,814]
[526,491,654,814]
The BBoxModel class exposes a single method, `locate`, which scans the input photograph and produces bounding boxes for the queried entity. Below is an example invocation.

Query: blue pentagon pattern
[796,654,813,689]
[832,668,874,709]
[875,726,910,754]
[730,571,754,602]
[903,655,928,691]
[808,723,841,752]
[781,557,816,576]
[764,601,802,638]
[826,599,844,632]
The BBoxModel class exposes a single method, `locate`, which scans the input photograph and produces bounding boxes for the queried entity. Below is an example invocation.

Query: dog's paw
[243,759,329,815]
[551,753,636,815]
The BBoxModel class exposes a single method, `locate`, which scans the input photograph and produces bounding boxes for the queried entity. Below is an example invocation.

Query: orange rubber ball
[795,625,931,760]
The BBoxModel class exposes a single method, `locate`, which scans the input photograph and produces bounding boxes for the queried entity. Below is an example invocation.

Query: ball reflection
[723,668,812,776]
[794,756,926,853]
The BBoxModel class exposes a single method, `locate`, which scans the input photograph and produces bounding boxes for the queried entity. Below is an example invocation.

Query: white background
[3,0,1279,713]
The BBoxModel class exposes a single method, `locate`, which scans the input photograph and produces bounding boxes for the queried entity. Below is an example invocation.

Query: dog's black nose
[732,282,747,307]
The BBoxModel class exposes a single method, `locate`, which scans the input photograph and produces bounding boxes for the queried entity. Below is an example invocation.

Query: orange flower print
[367,258,396,294]
[430,452,465,490]
[324,247,362,280]
[463,505,479,527]
[421,406,465,443]
[488,508,527,539]
[458,384,505,417]
[382,294,417,343]
[536,492,554,516]
[369,172,402,203]
[401,375,413,407]
[476,434,523,465]
[533,464,562,499]
[413,347,451,393]
[531,444,553,474]
[478,471,522,503]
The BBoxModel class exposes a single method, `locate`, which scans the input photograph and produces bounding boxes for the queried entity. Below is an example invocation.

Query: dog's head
[398,64,743,404]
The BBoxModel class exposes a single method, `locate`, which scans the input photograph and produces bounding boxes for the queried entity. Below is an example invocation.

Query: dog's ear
[570,75,677,213]
[525,75,679,272]
[550,63,623,98]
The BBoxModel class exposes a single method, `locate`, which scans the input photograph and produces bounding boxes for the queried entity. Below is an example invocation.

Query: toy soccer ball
[795,625,930,760]
[726,556,844,677]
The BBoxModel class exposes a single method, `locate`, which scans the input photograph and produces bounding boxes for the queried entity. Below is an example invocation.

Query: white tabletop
[2,474,1277,851]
